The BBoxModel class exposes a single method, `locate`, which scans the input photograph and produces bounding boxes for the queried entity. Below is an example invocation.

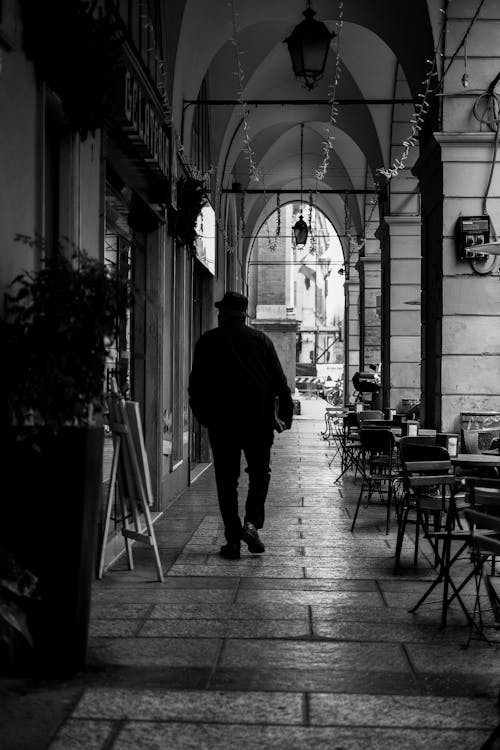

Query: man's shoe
[241,522,265,553]
[219,542,240,560]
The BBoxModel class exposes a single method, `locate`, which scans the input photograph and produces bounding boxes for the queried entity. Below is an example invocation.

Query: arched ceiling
[169,0,435,250]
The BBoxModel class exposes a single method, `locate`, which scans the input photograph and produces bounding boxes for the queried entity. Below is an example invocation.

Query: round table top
[451,453,500,467]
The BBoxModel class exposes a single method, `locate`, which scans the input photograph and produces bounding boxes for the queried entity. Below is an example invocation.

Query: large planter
[1,425,104,677]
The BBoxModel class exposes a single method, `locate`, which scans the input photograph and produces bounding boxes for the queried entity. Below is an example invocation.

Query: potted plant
[171,174,209,250]
[0,238,131,676]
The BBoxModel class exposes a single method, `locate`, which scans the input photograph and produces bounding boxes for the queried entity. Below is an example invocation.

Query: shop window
[103,179,148,542]
[172,245,190,465]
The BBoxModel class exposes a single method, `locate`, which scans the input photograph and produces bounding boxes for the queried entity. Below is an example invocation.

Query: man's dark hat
[215,290,248,316]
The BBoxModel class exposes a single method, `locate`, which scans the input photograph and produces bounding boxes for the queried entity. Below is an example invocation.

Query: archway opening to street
[247,201,345,396]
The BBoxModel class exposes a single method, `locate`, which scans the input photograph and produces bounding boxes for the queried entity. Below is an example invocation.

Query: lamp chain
[300,122,304,212]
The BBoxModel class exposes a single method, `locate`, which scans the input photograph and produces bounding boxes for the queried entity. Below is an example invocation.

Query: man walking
[188,291,294,559]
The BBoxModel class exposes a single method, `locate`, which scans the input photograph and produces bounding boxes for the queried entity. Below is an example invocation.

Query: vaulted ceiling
[168,0,436,255]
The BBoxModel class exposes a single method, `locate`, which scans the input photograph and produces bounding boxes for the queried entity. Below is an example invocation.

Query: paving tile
[150,602,309,620]
[88,637,221,668]
[209,667,419,693]
[311,620,471,644]
[309,693,498,729]
[82,667,212,690]
[236,590,385,606]
[47,719,115,750]
[406,643,500,675]
[220,639,410,672]
[90,620,141,637]
[73,687,304,724]
[15,398,500,750]
[159,576,239,589]
[111,721,490,750]
[92,589,236,603]
[90,603,152,619]
[167,564,306,578]
[238,577,377,591]
[138,618,310,638]
[311,605,469,627]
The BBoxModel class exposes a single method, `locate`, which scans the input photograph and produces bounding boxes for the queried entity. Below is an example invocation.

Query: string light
[377,0,485,181]
[315,0,344,181]
[308,192,316,254]
[228,0,261,182]
[137,2,172,122]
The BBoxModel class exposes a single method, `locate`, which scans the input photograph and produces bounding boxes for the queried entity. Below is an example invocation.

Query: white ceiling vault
[168,0,436,257]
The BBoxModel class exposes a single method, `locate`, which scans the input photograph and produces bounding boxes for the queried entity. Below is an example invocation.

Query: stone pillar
[439,133,500,432]
[384,215,421,412]
[344,277,360,401]
[358,249,381,368]
[415,132,500,432]
[411,4,500,431]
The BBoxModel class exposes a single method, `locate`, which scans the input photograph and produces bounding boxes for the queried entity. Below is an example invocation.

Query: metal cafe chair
[395,446,474,629]
[350,428,397,535]
[334,411,363,482]
[455,478,500,641]
[394,439,443,569]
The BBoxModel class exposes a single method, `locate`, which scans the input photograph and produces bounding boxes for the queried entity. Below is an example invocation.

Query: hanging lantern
[284,1,335,91]
[293,214,309,246]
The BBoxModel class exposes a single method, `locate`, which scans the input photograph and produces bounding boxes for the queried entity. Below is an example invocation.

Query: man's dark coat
[188,318,293,439]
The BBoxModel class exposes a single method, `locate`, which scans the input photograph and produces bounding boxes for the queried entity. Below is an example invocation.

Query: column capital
[434,131,498,147]
[384,215,421,227]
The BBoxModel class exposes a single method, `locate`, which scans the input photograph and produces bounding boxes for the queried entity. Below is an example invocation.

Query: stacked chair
[461,477,500,643]
[394,441,475,630]
[333,411,363,482]
[350,428,398,535]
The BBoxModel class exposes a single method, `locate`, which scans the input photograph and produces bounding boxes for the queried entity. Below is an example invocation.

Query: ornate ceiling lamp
[284,0,335,91]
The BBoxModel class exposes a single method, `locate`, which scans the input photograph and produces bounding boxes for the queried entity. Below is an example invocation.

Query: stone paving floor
[3,397,500,749]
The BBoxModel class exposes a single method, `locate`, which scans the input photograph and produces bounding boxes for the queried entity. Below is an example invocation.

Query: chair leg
[385,477,393,536]
[413,508,421,566]
[350,479,366,532]
[394,498,410,572]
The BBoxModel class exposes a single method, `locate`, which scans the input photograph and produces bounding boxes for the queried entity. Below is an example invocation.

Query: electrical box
[455,215,490,261]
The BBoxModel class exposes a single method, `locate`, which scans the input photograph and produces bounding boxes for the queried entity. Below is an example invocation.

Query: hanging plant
[20,0,124,140]
[172,175,209,250]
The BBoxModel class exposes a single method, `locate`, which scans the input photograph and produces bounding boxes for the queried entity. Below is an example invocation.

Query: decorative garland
[308,192,317,254]
[228,0,261,182]
[377,0,486,180]
[264,192,281,253]
[137,1,171,121]
[377,57,437,179]
[315,0,344,181]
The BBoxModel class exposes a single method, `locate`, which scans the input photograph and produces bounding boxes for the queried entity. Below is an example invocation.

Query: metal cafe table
[451,453,500,471]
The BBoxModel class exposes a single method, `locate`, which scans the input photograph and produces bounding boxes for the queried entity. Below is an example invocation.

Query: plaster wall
[251,320,297,392]
[345,279,360,398]
[385,216,421,411]
[437,132,500,431]
[0,37,39,295]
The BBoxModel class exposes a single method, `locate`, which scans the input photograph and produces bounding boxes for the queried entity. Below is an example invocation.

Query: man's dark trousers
[208,427,273,544]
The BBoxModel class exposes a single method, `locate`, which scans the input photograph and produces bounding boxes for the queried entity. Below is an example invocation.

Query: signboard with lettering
[111,64,170,183]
